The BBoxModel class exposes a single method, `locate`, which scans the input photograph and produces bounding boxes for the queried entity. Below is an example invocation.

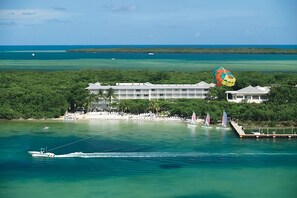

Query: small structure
[226,85,270,103]
[230,121,297,138]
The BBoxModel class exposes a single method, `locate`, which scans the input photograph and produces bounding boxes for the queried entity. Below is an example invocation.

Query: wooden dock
[230,121,297,138]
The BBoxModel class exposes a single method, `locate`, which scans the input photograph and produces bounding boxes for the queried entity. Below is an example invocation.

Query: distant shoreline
[66,48,297,54]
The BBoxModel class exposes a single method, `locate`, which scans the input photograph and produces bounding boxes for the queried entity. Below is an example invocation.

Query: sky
[0,0,296,45]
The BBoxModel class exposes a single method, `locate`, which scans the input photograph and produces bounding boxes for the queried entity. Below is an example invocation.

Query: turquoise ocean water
[1,45,297,197]
[0,120,297,198]
[1,45,297,71]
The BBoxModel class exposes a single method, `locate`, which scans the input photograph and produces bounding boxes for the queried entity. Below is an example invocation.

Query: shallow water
[1,59,297,72]
[1,45,297,71]
[0,120,296,198]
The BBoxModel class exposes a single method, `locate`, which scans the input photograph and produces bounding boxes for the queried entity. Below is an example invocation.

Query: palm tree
[119,101,130,113]
[149,100,160,115]
[94,89,106,111]
[105,88,116,111]
[97,89,105,102]
[84,93,97,112]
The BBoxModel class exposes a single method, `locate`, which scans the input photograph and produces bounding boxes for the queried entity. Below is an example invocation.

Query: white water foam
[53,152,297,158]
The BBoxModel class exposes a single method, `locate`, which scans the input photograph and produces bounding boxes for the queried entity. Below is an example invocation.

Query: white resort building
[86,81,215,100]
[226,85,270,103]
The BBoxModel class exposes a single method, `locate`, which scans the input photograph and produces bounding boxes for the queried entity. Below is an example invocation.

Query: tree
[148,71,170,82]
[207,87,218,100]
[0,70,296,125]
[94,89,107,111]
[84,93,97,112]
[67,84,89,112]
[268,86,297,104]
[97,89,106,102]
[118,100,130,113]
[149,100,160,114]
[105,88,116,111]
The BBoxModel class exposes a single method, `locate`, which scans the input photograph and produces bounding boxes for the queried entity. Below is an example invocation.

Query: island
[66,47,297,54]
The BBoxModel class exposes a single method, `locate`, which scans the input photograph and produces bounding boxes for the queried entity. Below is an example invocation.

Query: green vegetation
[67,47,297,54]
[117,84,297,126]
[118,99,297,126]
[0,70,296,125]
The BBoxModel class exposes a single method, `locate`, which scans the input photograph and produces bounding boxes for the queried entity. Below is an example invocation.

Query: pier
[230,121,297,138]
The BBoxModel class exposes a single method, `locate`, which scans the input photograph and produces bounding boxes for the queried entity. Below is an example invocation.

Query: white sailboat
[201,113,212,128]
[216,111,230,129]
[187,112,197,127]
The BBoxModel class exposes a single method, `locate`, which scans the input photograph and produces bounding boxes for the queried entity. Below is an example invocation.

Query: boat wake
[55,152,194,158]
[53,152,297,158]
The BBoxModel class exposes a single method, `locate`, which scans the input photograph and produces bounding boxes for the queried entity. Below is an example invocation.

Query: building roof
[226,85,270,94]
[86,81,215,90]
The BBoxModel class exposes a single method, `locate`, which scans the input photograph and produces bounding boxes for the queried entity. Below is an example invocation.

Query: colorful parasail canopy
[213,67,236,87]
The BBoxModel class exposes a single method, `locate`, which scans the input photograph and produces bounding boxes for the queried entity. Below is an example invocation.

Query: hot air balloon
[213,67,236,87]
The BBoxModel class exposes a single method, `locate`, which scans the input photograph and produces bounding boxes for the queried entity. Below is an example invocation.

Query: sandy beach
[64,112,190,122]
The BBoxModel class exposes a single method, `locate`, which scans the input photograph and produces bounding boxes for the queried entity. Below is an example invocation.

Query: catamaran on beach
[216,111,230,129]
[187,112,197,127]
[201,113,212,129]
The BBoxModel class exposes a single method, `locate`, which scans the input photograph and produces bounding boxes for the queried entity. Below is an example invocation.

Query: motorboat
[28,148,55,158]
[252,127,261,135]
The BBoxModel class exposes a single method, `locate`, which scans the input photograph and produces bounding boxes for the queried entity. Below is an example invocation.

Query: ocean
[0,120,297,198]
[1,45,297,197]
[0,45,297,71]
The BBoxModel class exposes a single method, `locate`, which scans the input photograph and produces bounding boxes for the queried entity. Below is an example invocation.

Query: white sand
[64,112,185,122]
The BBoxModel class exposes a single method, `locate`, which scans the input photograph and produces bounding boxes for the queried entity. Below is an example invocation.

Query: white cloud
[0,8,69,25]
[102,4,137,12]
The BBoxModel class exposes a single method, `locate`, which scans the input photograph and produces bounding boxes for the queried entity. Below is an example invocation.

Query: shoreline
[65,112,189,122]
[2,113,296,137]
[2,112,295,128]
[2,112,189,123]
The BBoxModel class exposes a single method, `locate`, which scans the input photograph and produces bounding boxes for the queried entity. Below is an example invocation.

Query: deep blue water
[1,44,297,51]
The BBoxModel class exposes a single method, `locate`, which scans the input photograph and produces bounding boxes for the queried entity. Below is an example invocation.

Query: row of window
[116,91,208,95]
[117,89,209,92]
[236,95,268,100]
[117,94,206,98]
[117,93,207,96]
